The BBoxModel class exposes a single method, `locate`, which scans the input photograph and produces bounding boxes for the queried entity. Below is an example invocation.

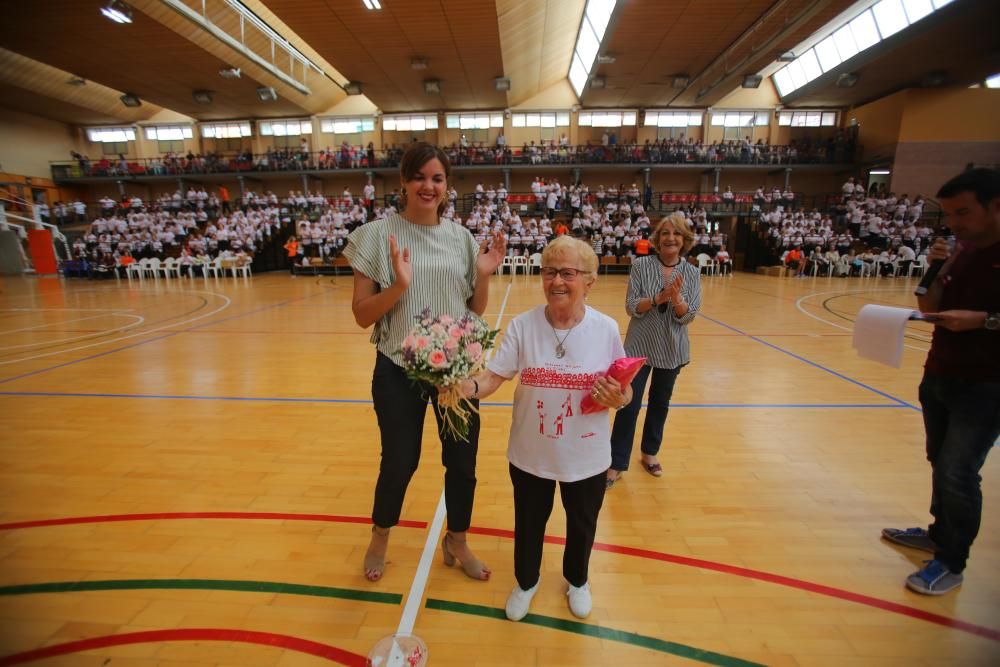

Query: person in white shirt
[461,236,630,622]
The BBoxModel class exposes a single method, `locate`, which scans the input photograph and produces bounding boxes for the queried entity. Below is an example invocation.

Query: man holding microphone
[882,167,1000,595]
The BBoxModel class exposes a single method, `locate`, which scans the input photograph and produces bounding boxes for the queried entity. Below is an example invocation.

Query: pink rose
[428,349,449,369]
[440,315,454,326]
[430,324,446,336]
[465,342,483,361]
[449,325,464,339]
[444,338,458,353]
[402,335,416,350]
[415,336,430,349]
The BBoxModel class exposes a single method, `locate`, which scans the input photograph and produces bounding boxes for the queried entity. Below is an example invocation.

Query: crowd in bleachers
[760,177,939,277]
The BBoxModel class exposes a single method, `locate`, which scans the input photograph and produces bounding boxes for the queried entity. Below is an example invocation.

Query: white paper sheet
[853,304,920,368]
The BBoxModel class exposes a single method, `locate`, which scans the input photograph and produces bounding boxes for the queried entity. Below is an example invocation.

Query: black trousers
[509,463,606,590]
[371,352,480,532]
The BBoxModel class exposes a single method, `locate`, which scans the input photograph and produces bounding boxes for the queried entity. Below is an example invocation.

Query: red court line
[0,512,427,531]
[0,628,366,665]
[469,526,1000,642]
[4,513,994,643]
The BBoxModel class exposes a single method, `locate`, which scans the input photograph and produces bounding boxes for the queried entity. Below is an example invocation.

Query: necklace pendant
[555,344,566,359]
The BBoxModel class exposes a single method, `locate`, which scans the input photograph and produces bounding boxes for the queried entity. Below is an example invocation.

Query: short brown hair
[650,211,696,253]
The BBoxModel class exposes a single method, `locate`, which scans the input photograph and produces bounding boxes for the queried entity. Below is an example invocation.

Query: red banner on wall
[27,229,58,275]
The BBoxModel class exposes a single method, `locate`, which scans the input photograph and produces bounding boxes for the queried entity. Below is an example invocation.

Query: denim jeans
[370,352,480,531]
[609,365,682,472]
[919,372,1000,573]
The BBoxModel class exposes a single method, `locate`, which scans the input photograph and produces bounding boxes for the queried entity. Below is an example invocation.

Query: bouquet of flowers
[401,308,499,442]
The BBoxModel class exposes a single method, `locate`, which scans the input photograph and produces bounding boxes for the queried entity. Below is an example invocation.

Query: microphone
[914,236,953,296]
[914,259,944,296]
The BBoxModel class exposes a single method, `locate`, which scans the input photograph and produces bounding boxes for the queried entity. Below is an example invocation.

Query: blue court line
[699,313,921,412]
[0,390,909,409]
[0,293,326,386]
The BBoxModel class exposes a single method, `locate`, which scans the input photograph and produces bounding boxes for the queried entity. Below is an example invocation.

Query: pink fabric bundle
[580,356,647,414]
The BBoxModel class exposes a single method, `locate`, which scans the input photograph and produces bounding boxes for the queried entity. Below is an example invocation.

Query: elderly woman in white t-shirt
[461,235,631,622]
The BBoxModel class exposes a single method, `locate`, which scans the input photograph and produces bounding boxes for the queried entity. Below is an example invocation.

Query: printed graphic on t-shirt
[523,367,600,440]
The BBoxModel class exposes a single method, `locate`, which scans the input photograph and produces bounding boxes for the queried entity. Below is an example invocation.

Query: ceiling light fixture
[423,79,441,94]
[219,67,241,79]
[590,76,606,89]
[836,72,859,88]
[596,54,616,65]
[344,81,363,95]
[742,74,763,88]
[410,58,428,70]
[256,86,278,101]
[671,75,689,88]
[66,76,87,87]
[120,93,141,107]
[495,77,511,91]
[362,0,382,10]
[192,90,213,105]
[101,0,133,23]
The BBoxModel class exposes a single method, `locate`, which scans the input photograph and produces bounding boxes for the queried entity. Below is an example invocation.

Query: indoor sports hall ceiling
[0,0,995,127]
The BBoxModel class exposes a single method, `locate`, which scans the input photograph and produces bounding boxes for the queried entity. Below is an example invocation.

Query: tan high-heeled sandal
[441,531,491,581]
[364,525,390,582]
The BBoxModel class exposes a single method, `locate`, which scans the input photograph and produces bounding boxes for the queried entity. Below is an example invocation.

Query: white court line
[395,281,513,637]
[0,312,135,336]
[795,288,930,352]
[0,314,145,350]
[0,291,231,365]
[0,308,136,312]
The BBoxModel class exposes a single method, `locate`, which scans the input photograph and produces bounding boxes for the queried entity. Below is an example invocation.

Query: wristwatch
[986,312,999,331]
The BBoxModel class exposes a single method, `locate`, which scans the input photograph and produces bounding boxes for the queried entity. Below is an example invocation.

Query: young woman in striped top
[344,142,506,583]
[607,211,702,487]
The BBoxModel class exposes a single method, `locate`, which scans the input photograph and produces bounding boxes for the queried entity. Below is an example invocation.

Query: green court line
[425,599,765,667]
[0,579,402,605]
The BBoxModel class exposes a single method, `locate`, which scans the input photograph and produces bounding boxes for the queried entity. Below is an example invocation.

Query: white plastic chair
[811,259,833,277]
[232,261,252,278]
[909,254,929,277]
[125,260,143,281]
[143,258,161,280]
[204,257,224,279]
[498,255,515,275]
[160,257,181,279]
[511,255,529,277]
[695,253,716,275]
[529,252,542,274]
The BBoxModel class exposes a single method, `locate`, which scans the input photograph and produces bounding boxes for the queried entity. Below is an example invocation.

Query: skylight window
[568,0,619,97]
[771,0,956,98]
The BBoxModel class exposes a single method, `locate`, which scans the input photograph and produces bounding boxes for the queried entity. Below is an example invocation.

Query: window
[382,113,438,131]
[143,125,193,141]
[102,142,129,155]
[773,0,954,98]
[86,126,136,143]
[710,111,769,127]
[569,0,619,97]
[445,112,504,129]
[157,139,185,153]
[873,0,909,39]
[577,110,636,127]
[644,111,703,127]
[320,117,376,134]
[260,120,312,136]
[778,110,838,127]
[201,122,252,138]
[511,111,571,128]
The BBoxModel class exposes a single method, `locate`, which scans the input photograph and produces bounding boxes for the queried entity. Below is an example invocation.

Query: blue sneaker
[905,560,963,596]
[881,527,936,553]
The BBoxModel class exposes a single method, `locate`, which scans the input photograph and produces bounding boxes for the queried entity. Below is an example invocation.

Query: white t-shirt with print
[488,305,626,482]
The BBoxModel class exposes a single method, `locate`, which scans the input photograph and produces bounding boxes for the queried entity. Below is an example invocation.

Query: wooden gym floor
[0,269,997,666]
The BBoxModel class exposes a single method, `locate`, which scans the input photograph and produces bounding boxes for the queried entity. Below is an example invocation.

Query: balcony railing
[52,141,859,180]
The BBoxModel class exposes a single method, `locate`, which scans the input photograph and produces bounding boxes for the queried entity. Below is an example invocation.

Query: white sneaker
[566,582,592,618]
[505,582,539,621]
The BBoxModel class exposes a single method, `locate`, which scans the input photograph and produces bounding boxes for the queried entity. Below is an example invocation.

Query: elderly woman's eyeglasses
[540,267,588,281]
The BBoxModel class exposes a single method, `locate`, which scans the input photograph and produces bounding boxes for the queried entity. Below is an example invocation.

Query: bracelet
[471,379,479,398]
